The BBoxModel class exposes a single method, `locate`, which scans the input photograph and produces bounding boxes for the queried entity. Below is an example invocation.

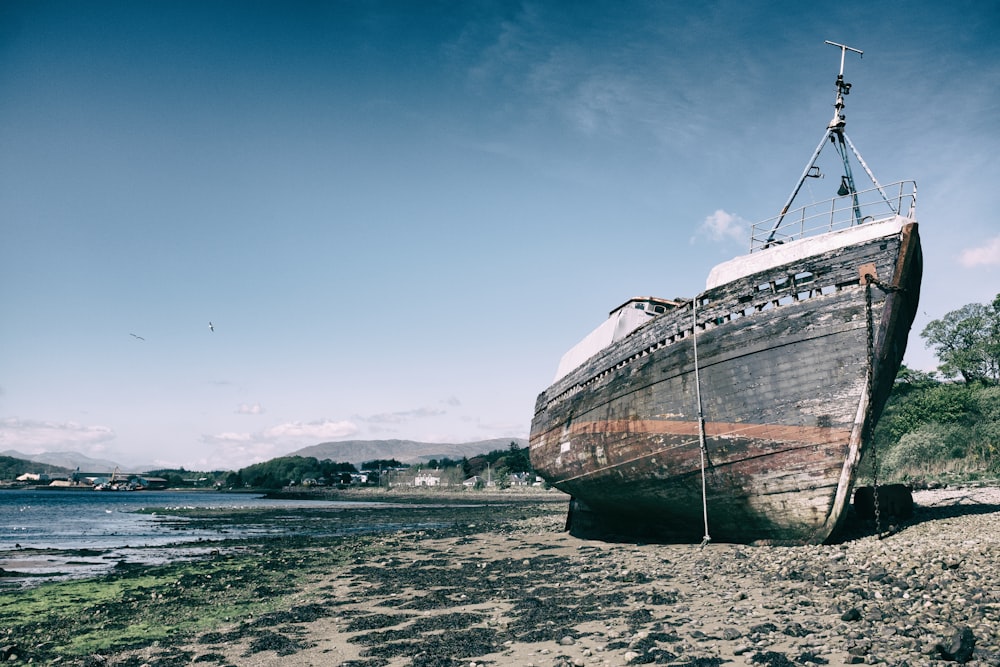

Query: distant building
[133,476,169,490]
[15,472,68,483]
[414,473,440,487]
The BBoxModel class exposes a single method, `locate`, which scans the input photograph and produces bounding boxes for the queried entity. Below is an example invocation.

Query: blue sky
[2,1,998,470]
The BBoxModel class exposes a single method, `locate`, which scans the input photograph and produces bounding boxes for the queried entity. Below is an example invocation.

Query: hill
[0,449,123,473]
[288,438,529,467]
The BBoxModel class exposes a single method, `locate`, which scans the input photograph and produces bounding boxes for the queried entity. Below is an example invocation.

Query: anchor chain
[864,280,883,536]
[862,273,905,539]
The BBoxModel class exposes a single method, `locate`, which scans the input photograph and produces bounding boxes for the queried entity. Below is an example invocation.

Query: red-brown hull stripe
[533,419,852,448]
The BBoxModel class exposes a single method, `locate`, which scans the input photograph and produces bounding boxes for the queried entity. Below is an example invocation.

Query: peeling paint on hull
[530,223,922,545]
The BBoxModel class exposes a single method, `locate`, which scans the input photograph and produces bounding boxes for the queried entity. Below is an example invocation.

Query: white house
[414,473,441,487]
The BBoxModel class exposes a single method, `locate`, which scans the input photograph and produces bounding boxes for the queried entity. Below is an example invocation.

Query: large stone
[853,484,913,520]
[935,626,976,663]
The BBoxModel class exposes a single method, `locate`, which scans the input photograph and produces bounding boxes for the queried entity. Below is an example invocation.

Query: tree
[502,441,532,473]
[237,456,350,489]
[494,465,511,489]
[894,364,939,391]
[361,459,405,471]
[463,455,488,478]
[921,294,1000,384]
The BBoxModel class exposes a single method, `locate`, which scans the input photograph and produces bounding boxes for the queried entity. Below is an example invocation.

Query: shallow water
[0,488,421,586]
[0,488,370,552]
[0,488,493,587]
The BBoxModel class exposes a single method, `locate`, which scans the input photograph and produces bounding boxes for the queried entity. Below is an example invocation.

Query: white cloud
[203,420,359,447]
[202,431,254,444]
[959,236,1000,268]
[0,417,116,453]
[697,209,748,244]
[187,441,284,471]
[261,419,359,441]
[198,419,361,469]
[236,402,265,415]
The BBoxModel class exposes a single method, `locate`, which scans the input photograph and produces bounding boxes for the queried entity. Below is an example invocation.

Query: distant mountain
[0,449,125,473]
[1,454,73,479]
[287,438,529,467]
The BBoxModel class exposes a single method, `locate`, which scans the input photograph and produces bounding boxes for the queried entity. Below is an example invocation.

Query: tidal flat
[1,487,998,666]
[0,492,567,665]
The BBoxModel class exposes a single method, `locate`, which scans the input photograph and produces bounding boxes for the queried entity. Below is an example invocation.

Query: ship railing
[749,180,916,253]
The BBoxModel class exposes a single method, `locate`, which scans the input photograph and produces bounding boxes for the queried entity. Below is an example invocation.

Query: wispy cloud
[261,420,359,441]
[364,407,447,425]
[198,419,361,469]
[695,209,748,244]
[202,420,359,448]
[203,431,254,444]
[458,6,707,147]
[0,417,116,453]
[959,236,1000,268]
[236,402,265,415]
[185,440,284,471]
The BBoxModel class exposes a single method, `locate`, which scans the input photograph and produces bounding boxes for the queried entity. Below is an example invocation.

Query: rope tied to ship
[691,298,712,548]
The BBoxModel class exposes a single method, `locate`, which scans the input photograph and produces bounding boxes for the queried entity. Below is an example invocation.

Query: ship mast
[765,41,895,245]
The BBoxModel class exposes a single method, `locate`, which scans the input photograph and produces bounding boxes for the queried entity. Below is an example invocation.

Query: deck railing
[750,180,916,253]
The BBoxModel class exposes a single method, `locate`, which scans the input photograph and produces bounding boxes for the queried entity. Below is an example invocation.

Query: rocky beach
[1,486,998,666]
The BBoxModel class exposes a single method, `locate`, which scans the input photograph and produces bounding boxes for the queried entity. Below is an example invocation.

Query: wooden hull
[529,222,922,544]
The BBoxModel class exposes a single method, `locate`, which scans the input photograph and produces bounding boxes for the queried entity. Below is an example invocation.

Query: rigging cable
[691,297,712,547]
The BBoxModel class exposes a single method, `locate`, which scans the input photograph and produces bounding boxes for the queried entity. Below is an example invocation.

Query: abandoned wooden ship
[529,43,923,545]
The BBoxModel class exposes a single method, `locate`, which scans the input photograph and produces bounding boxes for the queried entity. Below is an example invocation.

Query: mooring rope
[691,298,711,547]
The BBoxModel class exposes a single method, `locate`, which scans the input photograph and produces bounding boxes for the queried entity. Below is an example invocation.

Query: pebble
[516,486,1000,666]
[96,485,998,667]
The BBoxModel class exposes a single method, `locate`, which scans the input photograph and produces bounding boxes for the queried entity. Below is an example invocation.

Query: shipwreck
[529,42,922,545]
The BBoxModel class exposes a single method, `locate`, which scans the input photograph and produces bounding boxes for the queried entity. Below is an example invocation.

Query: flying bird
[209,321,214,332]
[130,333,145,341]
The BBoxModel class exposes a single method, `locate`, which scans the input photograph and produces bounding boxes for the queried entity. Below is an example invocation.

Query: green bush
[880,423,966,476]
[877,383,973,444]
[864,381,1000,483]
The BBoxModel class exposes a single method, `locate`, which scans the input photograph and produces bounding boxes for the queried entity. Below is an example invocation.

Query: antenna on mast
[826,40,863,77]
[824,41,863,131]
[764,41,893,246]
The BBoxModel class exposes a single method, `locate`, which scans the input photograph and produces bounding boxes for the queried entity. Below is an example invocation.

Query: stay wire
[692,298,711,547]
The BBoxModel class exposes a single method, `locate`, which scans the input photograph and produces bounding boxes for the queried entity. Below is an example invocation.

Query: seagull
[209,321,214,332]
[130,333,145,341]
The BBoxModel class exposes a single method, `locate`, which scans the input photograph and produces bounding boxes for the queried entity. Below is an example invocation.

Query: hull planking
[529,218,922,545]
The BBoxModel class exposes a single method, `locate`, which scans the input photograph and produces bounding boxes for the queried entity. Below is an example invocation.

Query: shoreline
[1,487,997,665]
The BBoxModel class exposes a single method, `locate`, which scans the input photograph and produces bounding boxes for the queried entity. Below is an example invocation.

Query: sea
[0,488,395,587]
